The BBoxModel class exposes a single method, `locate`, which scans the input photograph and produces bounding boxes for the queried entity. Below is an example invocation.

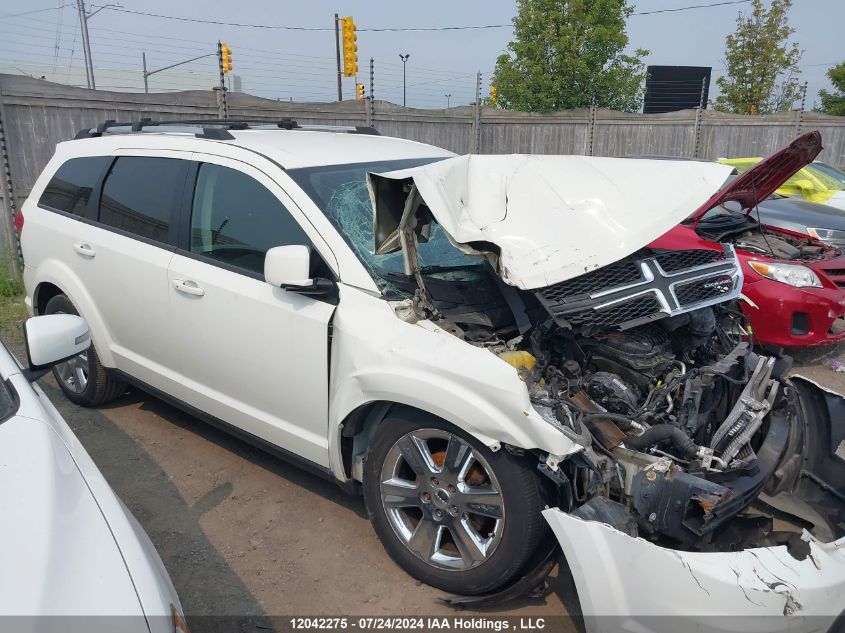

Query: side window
[98,157,186,244]
[190,163,311,274]
[39,156,111,216]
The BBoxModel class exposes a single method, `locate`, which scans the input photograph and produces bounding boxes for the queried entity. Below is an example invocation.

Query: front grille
[654,249,726,273]
[540,256,643,301]
[822,268,845,287]
[536,246,742,331]
[565,295,665,328]
[674,274,735,305]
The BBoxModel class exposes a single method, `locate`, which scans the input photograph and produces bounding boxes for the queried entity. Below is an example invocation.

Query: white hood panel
[369,155,733,290]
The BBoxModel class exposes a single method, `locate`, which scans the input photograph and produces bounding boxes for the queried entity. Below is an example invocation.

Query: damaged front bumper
[544,508,845,632]
[540,376,845,632]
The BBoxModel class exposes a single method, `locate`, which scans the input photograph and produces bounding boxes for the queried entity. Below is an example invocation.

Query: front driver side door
[165,156,337,467]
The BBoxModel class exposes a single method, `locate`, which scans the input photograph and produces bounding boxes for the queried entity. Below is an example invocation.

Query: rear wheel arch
[34,281,63,315]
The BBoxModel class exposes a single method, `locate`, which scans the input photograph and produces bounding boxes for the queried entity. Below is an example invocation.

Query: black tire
[43,294,126,406]
[362,408,547,595]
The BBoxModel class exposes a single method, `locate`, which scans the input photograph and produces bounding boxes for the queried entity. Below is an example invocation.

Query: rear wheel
[43,294,126,406]
[362,409,547,595]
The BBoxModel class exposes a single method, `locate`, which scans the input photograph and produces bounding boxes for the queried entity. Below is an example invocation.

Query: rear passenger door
[165,156,336,467]
[82,151,189,388]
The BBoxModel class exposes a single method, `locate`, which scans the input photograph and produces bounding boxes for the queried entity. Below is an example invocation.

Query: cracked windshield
[289,158,484,294]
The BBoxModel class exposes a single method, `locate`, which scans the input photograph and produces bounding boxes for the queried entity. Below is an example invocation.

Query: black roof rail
[352,126,381,136]
[73,117,380,139]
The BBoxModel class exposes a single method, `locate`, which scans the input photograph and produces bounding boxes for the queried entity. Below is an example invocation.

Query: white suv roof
[71,120,454,169]
[226,129,453,168]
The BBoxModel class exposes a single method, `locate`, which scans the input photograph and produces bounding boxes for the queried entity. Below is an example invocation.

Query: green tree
[818,62,845,116]
[491,0,648,113]
[715,0,802,114]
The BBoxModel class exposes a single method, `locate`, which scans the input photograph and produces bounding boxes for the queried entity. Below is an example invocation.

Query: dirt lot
[4,295,844,630]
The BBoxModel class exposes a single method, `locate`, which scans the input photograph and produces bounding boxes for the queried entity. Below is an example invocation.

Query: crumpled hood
[368,154,732,290]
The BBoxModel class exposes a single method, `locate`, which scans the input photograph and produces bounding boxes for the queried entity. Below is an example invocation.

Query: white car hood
[0,415,145,619]
[368,154,733,290]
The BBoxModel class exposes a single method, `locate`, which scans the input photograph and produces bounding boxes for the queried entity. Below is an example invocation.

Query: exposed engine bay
[389,250,845,555]
[368,151,844,559]
[695,207,836,261]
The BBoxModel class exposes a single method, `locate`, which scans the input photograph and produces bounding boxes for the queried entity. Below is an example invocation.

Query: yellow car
[720,157,845,210]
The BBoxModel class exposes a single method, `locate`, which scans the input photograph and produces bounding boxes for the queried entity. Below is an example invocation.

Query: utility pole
[796,80,808,136]
[217,41,230,119]
[334,14,342,101]
[472,71,482,153]
[142,52,148,93]
[75,1,121,89]
[399,53,410,107]
[368,57,375,126]
[76,0,95,88]
[445,94,451,108]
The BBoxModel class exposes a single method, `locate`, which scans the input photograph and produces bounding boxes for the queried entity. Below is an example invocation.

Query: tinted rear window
[99,157,187,244]
[39,156,111,216]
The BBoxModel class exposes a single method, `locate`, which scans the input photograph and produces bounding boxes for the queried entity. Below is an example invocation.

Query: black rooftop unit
[643,66,711,114]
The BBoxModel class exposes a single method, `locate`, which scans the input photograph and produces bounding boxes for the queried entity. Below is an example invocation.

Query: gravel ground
[16,336,845,631]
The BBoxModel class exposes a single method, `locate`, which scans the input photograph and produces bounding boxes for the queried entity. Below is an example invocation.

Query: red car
[651,131,845,348]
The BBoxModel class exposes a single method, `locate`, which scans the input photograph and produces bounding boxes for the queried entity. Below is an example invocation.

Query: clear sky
[0,0,841,109]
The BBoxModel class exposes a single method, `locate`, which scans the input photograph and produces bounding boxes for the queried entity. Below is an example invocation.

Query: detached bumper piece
[544,508,845,633]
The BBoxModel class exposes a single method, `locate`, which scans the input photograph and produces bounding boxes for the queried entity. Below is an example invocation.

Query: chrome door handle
[73,243,96,258]
[172,279,205,297]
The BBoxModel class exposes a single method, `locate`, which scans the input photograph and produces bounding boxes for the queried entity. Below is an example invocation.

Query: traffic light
[489,84,497,104]
[219,41,233,75]
[356,82,365,100]
[341,16,358,77]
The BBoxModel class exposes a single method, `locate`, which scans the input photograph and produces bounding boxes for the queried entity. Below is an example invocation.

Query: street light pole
[399,53,410,107]
[142,51,215,94]
[445,93,451,108]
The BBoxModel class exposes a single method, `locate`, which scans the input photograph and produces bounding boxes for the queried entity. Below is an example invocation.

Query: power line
[0,4,74,20]
[87,0,755,31]
[632,0,751,16]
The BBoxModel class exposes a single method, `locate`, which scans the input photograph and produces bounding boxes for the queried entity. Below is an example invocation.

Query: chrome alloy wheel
[49,308,89,395]
[53,350,89,393]
[379,429,505,571]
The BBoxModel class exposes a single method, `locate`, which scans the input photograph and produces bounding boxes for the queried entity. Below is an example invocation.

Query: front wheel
[362,409,547,595]
[43,294,126,406]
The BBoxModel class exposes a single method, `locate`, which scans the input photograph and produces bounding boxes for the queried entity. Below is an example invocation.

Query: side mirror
[23,314,90,380]
[792,179,815,191]
[265,245,336,298]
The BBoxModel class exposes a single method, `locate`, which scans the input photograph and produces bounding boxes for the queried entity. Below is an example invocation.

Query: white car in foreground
[0,314,186,633]
[18,119,845,632]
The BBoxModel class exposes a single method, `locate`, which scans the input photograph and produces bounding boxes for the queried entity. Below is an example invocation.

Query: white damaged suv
[20,120,845,630]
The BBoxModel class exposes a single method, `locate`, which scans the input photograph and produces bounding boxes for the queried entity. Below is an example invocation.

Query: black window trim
[37,155,114,220]
[0,377,21,425]
[97,155,188,247]
[177,160,338,285]
[37,154,186,252]
[36,153,339,286]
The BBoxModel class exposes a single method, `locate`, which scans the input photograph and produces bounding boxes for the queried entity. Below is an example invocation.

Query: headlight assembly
[748,260,822,288]
[807,227,845,244]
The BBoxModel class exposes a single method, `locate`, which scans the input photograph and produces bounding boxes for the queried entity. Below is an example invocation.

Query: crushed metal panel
[543,508,845,631]
[367,154,733,290]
